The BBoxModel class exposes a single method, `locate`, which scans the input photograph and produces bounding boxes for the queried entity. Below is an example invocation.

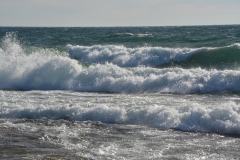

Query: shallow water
[1,91,240,159]
[2,118,240,160]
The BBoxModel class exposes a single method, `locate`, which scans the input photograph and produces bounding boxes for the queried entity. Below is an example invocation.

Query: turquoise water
[1,25,240,159]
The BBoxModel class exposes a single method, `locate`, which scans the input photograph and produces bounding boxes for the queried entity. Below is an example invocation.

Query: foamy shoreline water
[1,91,240,159]
[1,25,240,159]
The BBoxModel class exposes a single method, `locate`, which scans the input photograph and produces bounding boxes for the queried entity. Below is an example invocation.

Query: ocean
[0,25,240,159]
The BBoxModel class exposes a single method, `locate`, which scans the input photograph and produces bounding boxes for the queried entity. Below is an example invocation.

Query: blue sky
[1,0,240,27]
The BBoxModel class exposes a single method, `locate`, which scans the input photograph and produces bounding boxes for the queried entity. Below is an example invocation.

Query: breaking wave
[1,33,240,94]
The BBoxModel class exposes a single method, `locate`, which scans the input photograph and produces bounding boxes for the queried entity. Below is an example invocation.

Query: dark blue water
[1,25,240,48]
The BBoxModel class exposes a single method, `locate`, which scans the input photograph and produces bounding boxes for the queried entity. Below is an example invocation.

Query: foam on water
[66,44,202,67]
[1,33,240,94]
[2,26,240,159]
[109,32,153,37]
[1,91,240,135]
[0,33,81,90]
[66,43,240,68]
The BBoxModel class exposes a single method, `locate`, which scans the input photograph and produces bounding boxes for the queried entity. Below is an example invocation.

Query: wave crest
[2,32,240,94]
[66,44,200,67]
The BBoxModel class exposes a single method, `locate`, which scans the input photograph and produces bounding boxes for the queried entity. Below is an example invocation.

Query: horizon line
[0,24,240,28]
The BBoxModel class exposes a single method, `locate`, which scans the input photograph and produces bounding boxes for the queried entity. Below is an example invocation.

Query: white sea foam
[1,91,240,135]
[113,32,152,37]
[1,33,240,94]
[66,44,201,67]
[1,42,240,93]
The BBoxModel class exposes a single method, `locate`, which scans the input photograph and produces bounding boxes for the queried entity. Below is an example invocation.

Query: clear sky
[1,0,240,27]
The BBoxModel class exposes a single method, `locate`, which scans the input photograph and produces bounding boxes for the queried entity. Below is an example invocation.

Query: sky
[0,0,240,27]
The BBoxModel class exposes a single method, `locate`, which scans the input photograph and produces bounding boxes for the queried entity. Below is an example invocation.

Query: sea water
[1,26,240,159]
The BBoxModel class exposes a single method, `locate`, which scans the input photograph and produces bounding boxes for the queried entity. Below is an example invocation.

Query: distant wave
[107,32,153,37]
[66,44,202,67]
[66,44,240,69]
[160,43,240,69]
